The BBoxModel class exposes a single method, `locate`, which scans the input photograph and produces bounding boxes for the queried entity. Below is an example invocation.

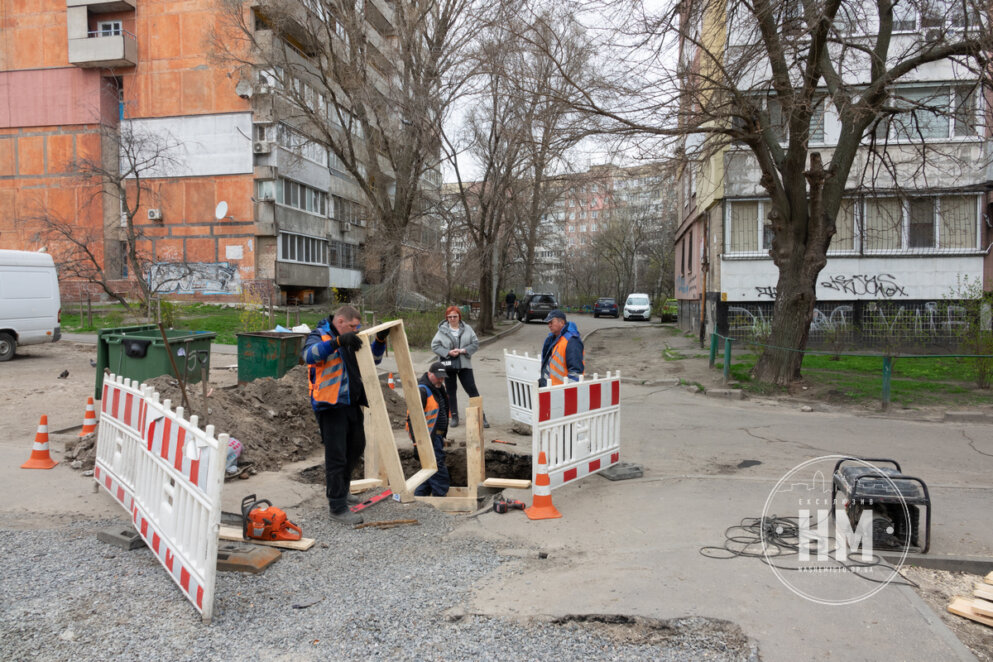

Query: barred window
[864,198,903,250]
[939,196,977,249]
[728,200,759,252]
[830,198,856,252]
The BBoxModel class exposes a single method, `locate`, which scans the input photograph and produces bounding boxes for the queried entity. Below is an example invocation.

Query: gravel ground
[1,497,755,661]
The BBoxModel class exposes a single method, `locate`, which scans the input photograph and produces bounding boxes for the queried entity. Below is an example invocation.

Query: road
[2,316,992,660]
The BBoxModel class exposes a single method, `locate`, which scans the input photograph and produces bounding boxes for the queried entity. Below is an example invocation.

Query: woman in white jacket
[431,306,488,428]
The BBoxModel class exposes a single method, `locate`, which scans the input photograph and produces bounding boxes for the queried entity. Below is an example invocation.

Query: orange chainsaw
[241,494,302,542]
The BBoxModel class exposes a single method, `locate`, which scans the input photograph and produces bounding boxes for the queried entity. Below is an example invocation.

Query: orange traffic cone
[79,397,97,436]
[22,415,58,470]
[388,373,395,389]
[525,451,561,520]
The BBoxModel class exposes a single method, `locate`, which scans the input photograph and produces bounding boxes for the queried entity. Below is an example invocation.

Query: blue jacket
[302,317,385,411]
[539,321,584,387]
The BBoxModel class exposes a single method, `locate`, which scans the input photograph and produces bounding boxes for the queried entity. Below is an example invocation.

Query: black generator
[831,457,931,554]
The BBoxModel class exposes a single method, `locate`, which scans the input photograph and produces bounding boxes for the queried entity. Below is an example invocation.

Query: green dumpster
[236,332,306,384]
[95,325,216,400]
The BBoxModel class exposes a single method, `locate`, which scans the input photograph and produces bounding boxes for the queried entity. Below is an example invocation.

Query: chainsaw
[241,494,302,542]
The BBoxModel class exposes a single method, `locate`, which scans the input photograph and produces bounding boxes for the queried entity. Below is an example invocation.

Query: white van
[0,250,62,360]
[623,293,652,321]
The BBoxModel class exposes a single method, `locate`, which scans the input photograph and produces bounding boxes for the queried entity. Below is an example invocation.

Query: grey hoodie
[430,319,479,370]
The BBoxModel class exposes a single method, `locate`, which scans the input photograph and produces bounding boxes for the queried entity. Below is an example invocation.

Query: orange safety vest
[406,384,440,436]
[548,335,570,385]
[308,331,345,405]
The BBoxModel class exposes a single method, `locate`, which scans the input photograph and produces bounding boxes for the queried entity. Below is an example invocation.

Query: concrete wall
[123,114,253,178]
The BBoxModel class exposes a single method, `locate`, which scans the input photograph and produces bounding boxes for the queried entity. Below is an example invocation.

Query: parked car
[660,298,678,323]
[593,297,619,318]
[517,293,558,322]
[0,249,62,361]
[623,293,652,321]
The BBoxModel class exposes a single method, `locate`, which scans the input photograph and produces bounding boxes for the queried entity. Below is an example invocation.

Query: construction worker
[539,309,584,387]
[303,305,388,525]
[408,362,451,497]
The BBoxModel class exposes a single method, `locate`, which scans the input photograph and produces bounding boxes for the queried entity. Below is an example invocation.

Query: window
[279,232,328,266]
[939,196,978,249]
[99,21,122,36]
[881,86,979,141]
[863,195,978,251]
[863,198,903,250]
[831,199,856,252]
[120,241,128,278]
[728,200,759,252]
[908,198,935,248]
[275,177,327,216]
[767,95,825,143]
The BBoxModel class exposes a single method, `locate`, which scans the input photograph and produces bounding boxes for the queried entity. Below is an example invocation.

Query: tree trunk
[478,267,494,334]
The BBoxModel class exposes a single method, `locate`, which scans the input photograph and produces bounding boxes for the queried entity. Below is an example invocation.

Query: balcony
[68,28,138,68]
[67,0,136,11]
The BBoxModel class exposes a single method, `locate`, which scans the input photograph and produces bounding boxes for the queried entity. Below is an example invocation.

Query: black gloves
[336,332,362,351]
[375,329,389,343]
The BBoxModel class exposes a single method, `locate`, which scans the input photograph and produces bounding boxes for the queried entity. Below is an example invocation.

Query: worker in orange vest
[303,305,387,525]
[539,310,584,387]
[407,362,451,497]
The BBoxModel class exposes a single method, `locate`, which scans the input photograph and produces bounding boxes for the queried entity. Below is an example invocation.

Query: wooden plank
[218,526,315,551]
[349,478,383,493]
[986,571,993,585]
[974,583,993,602]
[413,495,479,513]
[972,598,993,619]
[948,596,993,628]
[483,478,532,490]
[465,403,484,500]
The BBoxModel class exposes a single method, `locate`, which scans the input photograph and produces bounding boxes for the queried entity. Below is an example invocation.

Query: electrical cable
[700,514,919,588]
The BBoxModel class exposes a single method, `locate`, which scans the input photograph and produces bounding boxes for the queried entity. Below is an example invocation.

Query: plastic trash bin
[95,325,216,400]
[236,332,306,384]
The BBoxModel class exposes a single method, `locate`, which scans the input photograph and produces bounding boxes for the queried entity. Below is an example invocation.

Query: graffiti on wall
[820,273,907,298]
[148,262,241,295]
[677,273,698,296]
[727,301,969,344]
[755,286,777,299]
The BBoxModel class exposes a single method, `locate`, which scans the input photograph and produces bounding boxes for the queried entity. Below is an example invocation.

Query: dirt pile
[67,367,412,473]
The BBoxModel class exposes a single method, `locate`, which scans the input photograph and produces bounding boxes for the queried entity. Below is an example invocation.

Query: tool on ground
[241,494,302,542]
[492,439,517,445]
[831,457,931,553]
[493,495,525,514]
[350,489,394,513]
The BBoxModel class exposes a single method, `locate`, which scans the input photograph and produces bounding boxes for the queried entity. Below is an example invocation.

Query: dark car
[517,293,558,322]
[593,297,619,318]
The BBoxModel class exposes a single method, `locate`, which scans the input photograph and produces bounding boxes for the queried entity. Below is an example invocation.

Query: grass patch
[663,348,686,361]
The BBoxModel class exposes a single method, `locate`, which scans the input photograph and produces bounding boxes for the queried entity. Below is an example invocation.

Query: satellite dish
[215,201,228,220]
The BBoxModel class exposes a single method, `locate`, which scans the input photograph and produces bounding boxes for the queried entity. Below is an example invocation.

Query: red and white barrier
[94,374,226,622]
[504,350,622,491]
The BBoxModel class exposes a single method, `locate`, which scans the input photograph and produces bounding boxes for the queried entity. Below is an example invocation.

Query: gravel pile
[1,498,754,661]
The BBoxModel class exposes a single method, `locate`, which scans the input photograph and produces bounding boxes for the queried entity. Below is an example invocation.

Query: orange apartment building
[0,0,372,303]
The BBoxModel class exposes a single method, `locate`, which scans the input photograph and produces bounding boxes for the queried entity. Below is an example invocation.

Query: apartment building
[0,0,405,305]
[675,0,993,347]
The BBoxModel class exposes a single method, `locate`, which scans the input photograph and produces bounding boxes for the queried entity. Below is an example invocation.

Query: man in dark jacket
[539,310,584,387]
[302,305,387,525]
[409,362,451,497]
[505,290,517,319]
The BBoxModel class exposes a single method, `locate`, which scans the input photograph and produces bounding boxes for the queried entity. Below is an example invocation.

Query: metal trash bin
[236,332,306,384]
[95,325,216,399]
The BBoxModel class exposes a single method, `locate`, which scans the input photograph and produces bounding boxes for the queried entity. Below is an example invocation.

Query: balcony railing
[68,28,137,68]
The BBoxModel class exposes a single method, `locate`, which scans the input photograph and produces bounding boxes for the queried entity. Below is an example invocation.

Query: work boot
[347,494,361,506]
[450,414,459,428]
[329,506,363,525]
[483,414,490,429]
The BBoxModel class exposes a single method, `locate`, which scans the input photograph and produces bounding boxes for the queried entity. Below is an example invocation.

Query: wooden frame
[354,320,436,502]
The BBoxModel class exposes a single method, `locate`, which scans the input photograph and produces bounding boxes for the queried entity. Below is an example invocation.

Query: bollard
[723,337,733,383]
[709,333,718,369]
[881,355,892,411]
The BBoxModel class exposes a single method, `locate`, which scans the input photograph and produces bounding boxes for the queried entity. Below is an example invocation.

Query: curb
[478,321,524,347]
[883,552,993,575]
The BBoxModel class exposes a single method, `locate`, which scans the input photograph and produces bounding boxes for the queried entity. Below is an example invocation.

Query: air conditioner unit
[340,221,351,232]
[147,208,163,221]
[255,83,271,95]
[253,141,272,154]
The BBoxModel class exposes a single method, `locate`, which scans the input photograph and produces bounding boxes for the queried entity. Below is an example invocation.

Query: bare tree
[525,0,991,384]
[32,122,182,309]
[216,0,487,311]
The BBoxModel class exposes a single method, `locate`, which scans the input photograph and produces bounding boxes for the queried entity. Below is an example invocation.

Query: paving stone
[216,543,281,573]
[600,462,644,481]
[96,527,146,551]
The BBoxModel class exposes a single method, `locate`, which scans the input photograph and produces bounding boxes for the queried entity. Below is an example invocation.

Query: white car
[623,293,652,321]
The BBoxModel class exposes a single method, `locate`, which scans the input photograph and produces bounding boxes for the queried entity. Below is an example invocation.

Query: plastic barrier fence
[93,373,226,622]
[504,349,541,425]
[503,351,621,490]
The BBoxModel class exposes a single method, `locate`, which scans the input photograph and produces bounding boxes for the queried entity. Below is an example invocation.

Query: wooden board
[413,495,479,513]
[948,597,993,628]
[975,583,993,602]
[482,478,532,490]
[986,571,993,585]
[972,598,993,619]
[218,526,315,551]
[349,478,384,493]
[465,402,484,499]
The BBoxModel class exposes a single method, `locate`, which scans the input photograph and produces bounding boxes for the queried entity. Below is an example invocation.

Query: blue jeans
[414,433,451,497]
